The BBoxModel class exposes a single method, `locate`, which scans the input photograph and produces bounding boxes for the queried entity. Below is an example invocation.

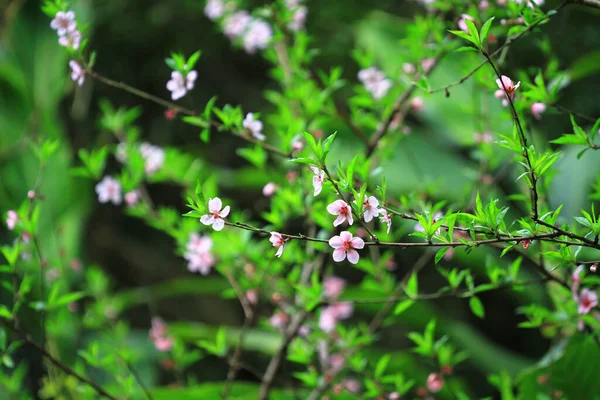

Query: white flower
[224,11,252,39]
[309,166,325,196]
[166,70,197,100]
[58,29,81,50]
[69,60,85,86]
[140,142,165,175]
[200,197,230,231]
[204,0,224,20]
[95,176,122,205]
[358,67,392,100]
[243,20,273,54]
[243,113,265,140]
[50,11,77,36]
[288,6,307,31]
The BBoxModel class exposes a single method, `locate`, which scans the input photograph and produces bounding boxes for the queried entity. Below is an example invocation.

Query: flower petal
[328,235,343,248]
[212,218,225,231]
[333,214,345,227]
[351,237,365,249]
[208,197,222,213]
[332,248,347,262]
[275,245,284,258]
[220,205,230,218]
[346,249,360,264]
[200,214,215,225]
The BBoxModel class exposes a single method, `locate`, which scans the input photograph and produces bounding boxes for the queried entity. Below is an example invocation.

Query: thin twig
[2,319,119,400]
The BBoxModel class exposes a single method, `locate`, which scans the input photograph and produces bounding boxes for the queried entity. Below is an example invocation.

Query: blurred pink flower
[58,29,81,50]
[200,197,230,231]
[140,142,165,175]
[531,102,546,120]
[403,63,416,75]
[204,0,224,20]
[263,182,277,197]
[95,176,122,205]
[243,20,273,53]
[358,67,392,99]
[458,14,475,33]
[288,6,307,31]
[184,233,214,275]
[410,96,425,112]
[319,302,353,332]
[323,276,346,299]
[577,288,598,315]
[427,372,444,393]
[167,70,197,100]
[51,11,77,36]
[124,190,140,207]
[269,312,289,332]
[224,11,252,39]
[329,231,364,264]
[69,60,85,86]
[421,58,435,72]
[6,210,18,230]
[243,113,265,141]
[327,200,354,227]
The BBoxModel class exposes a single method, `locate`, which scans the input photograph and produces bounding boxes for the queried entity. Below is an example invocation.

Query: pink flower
[95,176,122,205]
[361,196,380,222]
[167,70,197,100]
[269,312,289,332]
[263,182,277,197]
[204,0,224,20]
[319,302,353,332]
[298,324,311,336]
[154,336,173,352]
[292,140,304,154]
[224,11,252,39]
[50,10,77,36]
[69,60,85,86]
[288,6,307,31]
[310,166,325,196]
[458,14,475,33]
[243,113,265,141]
[243,20,273,54]
[410,96,425,112]
[531,102,546,120]
[269,232,286,258]
[200,197,230,231]
[6,210,18,230]
[184,233,214,274]
[403,63,416,75]
[358,67,392,100]
[427,373,444,393]
[323,276,346,299]
[124,190,140,207]
[421,57,436,73]
[388,393,400,400]
[27,190,35,199]
[140,142,165,175]
[495,75,520,106]
[577,288,598,315]
[572,265,584,286]
[58,29,81,50]
[343,379,361,393]
[329,231,364,263]
[379,208,393,234]
[245,289,259,305]
[479,0,490,9]
[474,131,493,144]
[328,353,346,373]
[327,200,354,227]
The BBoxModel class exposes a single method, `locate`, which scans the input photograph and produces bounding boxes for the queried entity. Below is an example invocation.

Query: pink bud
[410,97,424,112]
[426,373,444,393]
[262,182,277,197]
[531,102,546,120]
[27,190,35,199]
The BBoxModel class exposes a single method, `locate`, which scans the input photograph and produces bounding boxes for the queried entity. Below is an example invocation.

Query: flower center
[340,205,348,215]
[342,240,352,251]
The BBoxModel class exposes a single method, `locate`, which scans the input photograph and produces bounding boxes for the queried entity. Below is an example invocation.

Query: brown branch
[551,103,598,124]
[2,319,119,400]
[567,0,600,8]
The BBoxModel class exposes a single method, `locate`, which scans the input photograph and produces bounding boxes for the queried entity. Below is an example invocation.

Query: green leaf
[0,305,12,320]
[469,296,485,318]
[479,17,495,44]
[434,247,450,264]
[393,299,415,316]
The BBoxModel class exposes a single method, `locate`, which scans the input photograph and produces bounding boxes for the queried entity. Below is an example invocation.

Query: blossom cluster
[116,142,166,176]
[50,10,81,50]
[148,317,174,352]
[166,69,198,101]
[319,276,353,332]
[571,265,599,330]
[358,67,392,100]
[204,0,274,54]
